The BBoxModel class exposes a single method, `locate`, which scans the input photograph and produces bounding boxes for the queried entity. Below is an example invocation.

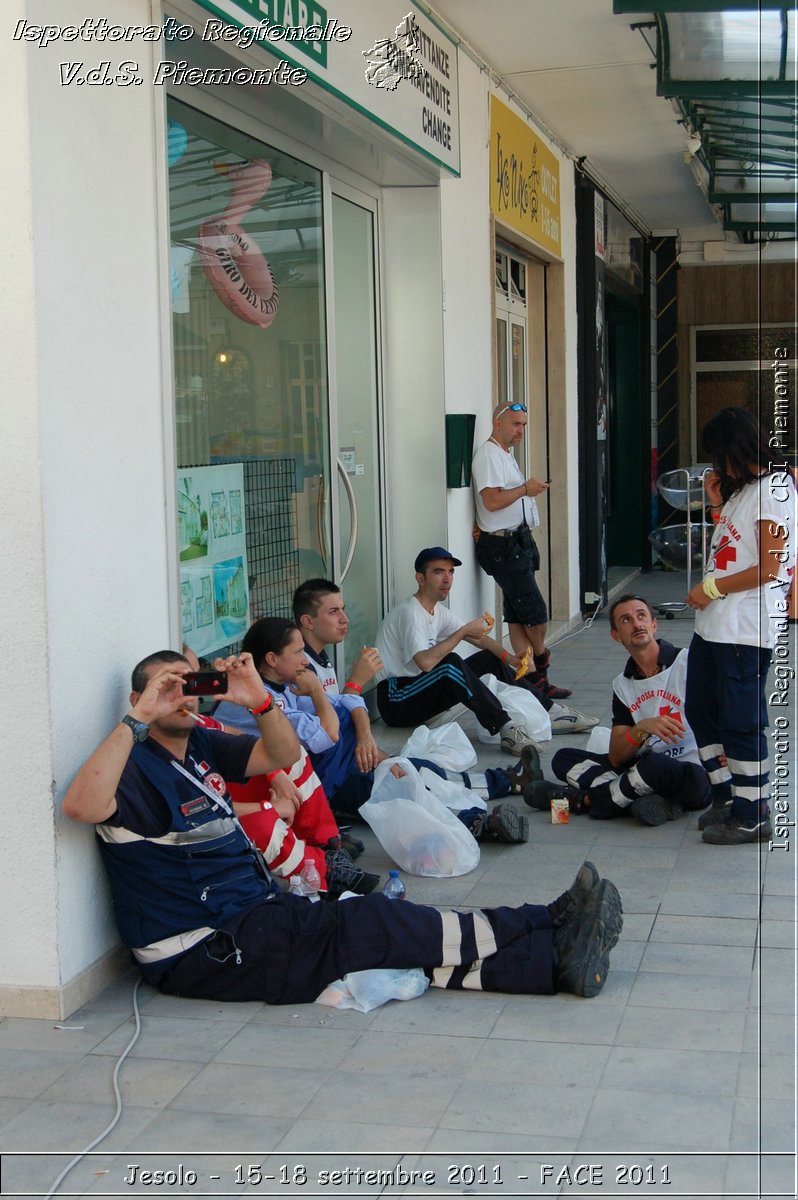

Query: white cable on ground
[550,597,603,647]
[42,977,144,1200]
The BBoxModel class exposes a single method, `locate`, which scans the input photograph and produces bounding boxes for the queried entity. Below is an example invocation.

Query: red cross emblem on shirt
[659,705,683,724]
[205,772,227,796]
[712,535,736,572]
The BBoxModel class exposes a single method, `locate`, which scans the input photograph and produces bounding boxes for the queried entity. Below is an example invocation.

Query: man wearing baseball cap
[375,548,594,754]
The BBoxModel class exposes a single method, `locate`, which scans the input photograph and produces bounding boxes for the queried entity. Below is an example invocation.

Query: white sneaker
[499,724,544,756]
[550,706,600,735]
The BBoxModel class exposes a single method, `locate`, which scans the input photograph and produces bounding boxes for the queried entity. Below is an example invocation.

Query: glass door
[167,98,330,656]
[328,188,384,675]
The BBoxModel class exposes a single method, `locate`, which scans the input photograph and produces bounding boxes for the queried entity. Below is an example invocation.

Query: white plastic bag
[475,675,552,744]
[399,722,478,772]
[316,967,429,1012]
[586,725,612,755]
[419,766,487,813]
[360,758,481,876]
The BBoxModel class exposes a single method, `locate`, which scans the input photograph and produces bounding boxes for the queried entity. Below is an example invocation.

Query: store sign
[489,96,561,258]
[192,0,460,173]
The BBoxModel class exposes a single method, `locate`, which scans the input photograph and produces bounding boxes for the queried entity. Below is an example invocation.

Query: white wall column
[1,0,175,1016]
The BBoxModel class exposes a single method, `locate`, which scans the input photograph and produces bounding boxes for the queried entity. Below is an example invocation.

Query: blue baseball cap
[414,546,463,572]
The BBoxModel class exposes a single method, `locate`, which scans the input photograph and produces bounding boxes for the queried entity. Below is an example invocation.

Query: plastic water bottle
[299,857,321,902]
[288,875,305,898]
[382,870,406,900]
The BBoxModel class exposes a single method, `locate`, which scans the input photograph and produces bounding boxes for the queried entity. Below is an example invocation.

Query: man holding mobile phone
[472,402,570,705]
[62,647,623,1003]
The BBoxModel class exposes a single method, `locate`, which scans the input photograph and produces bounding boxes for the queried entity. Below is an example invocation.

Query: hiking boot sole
[487,804,529,844]
[558,879,623,998]
[630,795,683,826]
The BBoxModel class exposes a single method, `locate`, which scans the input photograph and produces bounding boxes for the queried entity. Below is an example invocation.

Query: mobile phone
[182,670,228,696]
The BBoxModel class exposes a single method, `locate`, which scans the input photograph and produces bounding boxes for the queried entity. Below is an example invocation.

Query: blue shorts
[475,531,548,627]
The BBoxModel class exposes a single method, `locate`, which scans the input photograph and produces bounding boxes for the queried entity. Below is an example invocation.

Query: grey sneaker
[697,799,732,831]
[550,707,600,734]
[554,878,623,998]
[630,794,684,826]
[483,803,529,844]
[499,724,543,756]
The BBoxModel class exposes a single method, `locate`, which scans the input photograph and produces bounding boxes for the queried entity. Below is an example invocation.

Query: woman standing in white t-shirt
[684,407,795,845]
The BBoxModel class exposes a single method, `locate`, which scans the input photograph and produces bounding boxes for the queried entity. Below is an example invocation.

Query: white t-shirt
[696,473,796,649]
[471,438,539,533]
[376,594,463,679]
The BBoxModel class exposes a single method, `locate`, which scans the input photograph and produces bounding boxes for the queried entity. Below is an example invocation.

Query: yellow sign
[490,96,561,257]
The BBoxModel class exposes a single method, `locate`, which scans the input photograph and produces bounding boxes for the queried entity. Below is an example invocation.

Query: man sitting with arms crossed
[525,595,717,826]
[375,548,597,755]
[63,647,623,1002]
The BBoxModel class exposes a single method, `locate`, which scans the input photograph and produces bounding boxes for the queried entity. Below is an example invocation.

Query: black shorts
[475,532,548,627]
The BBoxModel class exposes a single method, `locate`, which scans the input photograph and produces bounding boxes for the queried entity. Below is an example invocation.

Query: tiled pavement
[1,569,795,1199]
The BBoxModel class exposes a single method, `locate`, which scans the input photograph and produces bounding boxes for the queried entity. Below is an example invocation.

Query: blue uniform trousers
[685,634,771,823]
[152,892,555,1004]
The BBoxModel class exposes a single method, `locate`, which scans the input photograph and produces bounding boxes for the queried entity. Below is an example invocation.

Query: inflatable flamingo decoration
[198,160,279,329]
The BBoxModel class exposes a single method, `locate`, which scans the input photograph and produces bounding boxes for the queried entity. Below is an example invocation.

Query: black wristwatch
[121,714,150,743]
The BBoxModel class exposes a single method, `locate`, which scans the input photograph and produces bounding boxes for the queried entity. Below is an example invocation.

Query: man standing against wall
[472,402,568,700]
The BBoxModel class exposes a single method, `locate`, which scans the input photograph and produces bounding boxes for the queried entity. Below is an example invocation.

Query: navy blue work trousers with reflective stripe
[376,651,520,734]
[152,892,555,1004]
[684,634,772,823]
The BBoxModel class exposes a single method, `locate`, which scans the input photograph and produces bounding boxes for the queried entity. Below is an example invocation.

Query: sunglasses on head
[496,403,527,415]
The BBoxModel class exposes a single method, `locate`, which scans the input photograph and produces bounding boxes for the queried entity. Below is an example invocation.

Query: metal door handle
[337,457,358,582]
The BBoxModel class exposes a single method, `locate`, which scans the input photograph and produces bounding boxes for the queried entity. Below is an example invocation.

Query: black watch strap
[121,714,150,742]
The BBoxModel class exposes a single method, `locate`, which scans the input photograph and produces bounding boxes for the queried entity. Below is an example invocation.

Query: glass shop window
[167,99,328,661]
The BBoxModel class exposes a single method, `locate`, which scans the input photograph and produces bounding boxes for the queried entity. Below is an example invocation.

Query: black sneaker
[554,878,623,998]
[702,815,773,845]
[324,848,380,897]
[697,799,732,831]
[630,794,683,826]
[483,804,529,844]
[506,744,543,794]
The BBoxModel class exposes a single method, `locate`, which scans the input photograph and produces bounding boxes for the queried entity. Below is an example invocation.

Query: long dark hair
[701,406,771,503]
